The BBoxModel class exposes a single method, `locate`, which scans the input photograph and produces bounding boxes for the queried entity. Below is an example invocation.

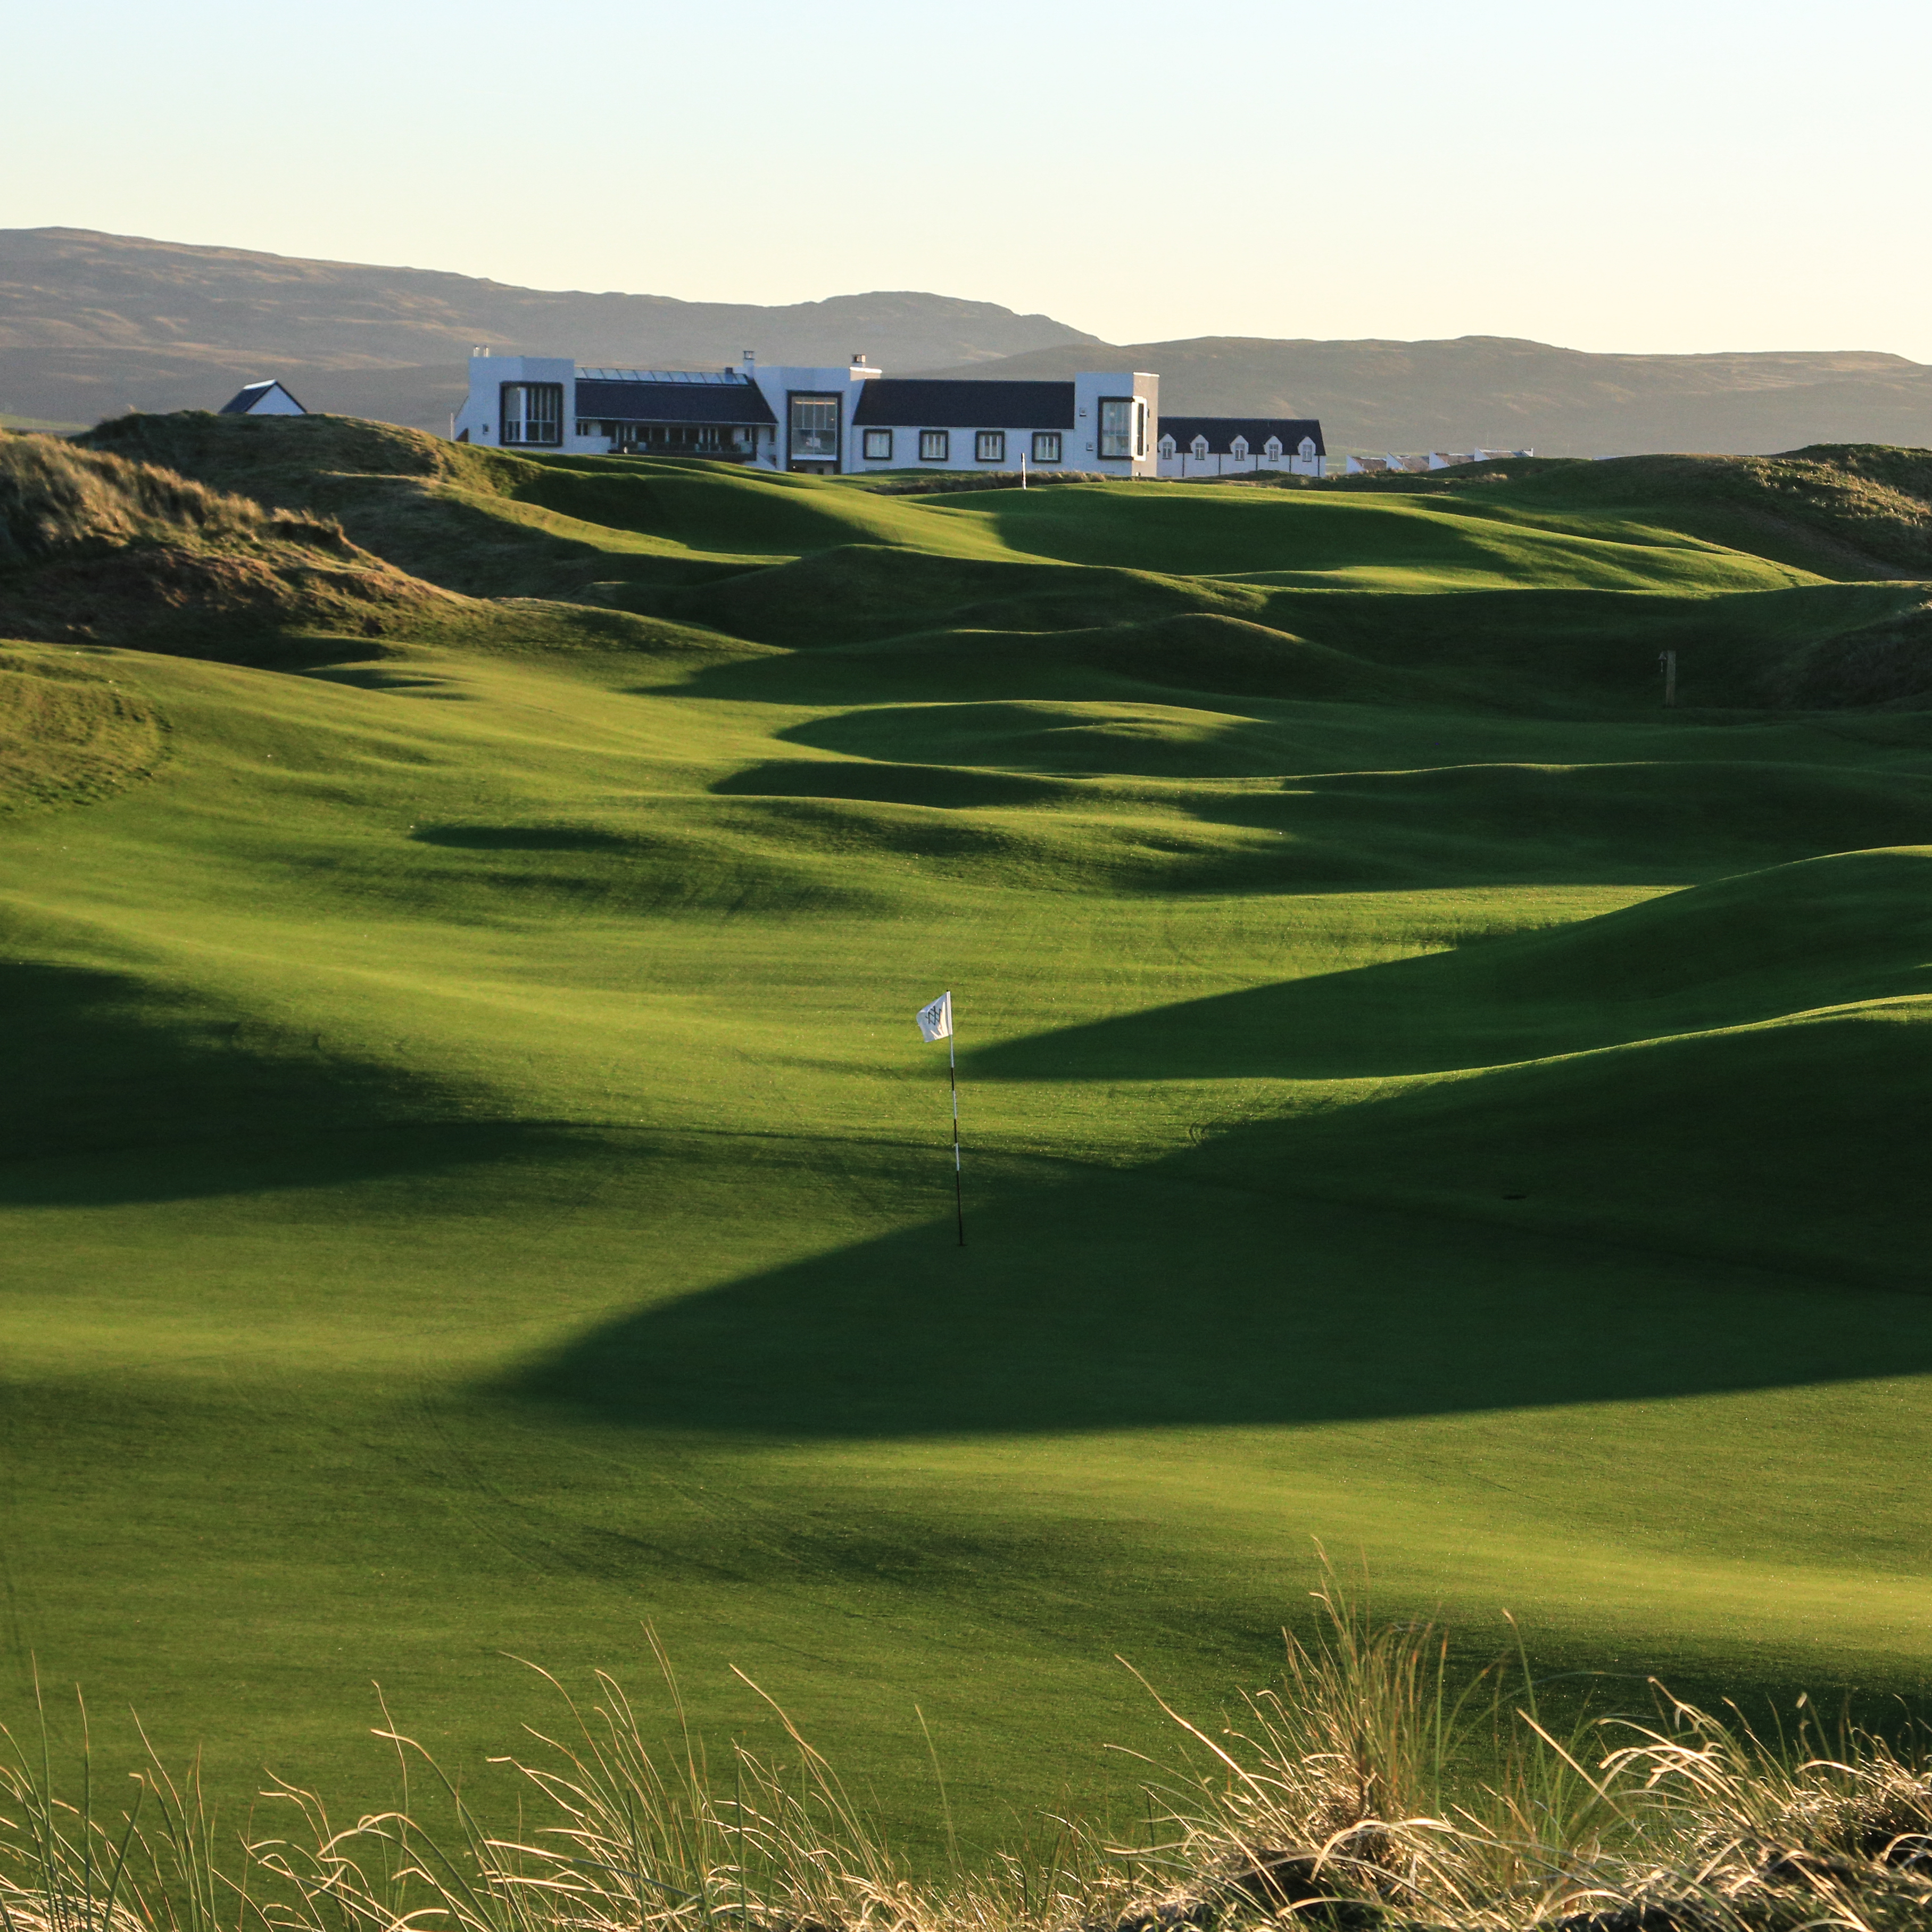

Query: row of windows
[1163,436,1319,459]
[861,428,1063,465]
[499,383,1151,469]
[577,422,761,457]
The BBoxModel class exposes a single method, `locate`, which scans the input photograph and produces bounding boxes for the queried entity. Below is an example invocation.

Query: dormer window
[1190,436,1209,459]
[1299,436,1317,459]
[1158,435,1176,457]
[1264,438,1283,459]
[1230,437,1249,458]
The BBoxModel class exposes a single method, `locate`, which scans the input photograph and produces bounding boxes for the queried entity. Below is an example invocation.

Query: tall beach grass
[5,1578,1929,1932]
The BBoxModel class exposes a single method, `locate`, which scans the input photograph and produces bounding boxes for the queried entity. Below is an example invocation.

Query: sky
[9,0,1931,361]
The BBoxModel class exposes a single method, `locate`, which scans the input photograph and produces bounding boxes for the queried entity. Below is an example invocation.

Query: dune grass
[6,1588,1931,1932]
[4,422,1932,1867]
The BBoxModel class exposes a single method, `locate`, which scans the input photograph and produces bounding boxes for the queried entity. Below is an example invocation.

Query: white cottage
[1156,417,1324,478]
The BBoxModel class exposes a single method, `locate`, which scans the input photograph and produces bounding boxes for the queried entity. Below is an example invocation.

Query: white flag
[915,991,953,1042]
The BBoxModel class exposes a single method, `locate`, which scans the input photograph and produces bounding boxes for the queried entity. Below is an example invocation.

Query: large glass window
[1098,397,1133,460]
[862,428,893,461]
[1031,432,1061,463]
[919,430,949,461]
[789,394,840,462]
[500,382,563,446]
[975,430,1005,463]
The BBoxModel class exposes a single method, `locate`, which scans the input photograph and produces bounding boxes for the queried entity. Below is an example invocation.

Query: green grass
[5,421,1932,1867]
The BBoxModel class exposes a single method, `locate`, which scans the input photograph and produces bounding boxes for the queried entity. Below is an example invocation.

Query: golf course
[4,417,1931,1858]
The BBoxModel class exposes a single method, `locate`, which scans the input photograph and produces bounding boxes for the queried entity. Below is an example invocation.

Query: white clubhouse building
[455,352,1328,479]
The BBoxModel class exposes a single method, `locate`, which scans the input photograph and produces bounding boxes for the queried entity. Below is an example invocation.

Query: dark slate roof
[852,379,1076,430]
[1160,416,1324,455]
[574,378,776,426]
[218,379,304,415]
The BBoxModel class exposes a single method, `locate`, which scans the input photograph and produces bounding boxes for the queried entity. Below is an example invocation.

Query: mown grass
[4,419,1932,1869]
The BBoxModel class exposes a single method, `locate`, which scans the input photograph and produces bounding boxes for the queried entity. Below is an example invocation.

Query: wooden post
[1660,650,1678,708]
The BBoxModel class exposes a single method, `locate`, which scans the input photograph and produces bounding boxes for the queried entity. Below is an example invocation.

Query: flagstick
[949,1024,965,1247]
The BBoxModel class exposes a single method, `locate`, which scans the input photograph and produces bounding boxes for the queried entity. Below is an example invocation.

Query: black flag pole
[948,1014,965,1248]
[917,990,965,1247]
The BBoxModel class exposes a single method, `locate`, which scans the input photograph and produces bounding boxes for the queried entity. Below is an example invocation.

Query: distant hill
[0,228,1100,430]
[910,335,1932,458]
[8,229,1930,454]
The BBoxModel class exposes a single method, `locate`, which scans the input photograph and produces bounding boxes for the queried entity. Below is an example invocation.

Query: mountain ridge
[0,227,1099,428]
[4,228,1931,454]
[909,334,1932,456]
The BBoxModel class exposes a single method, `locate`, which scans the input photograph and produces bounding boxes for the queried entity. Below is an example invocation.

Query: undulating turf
[4,422,1932,1864]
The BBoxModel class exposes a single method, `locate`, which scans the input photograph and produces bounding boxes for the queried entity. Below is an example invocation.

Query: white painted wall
[745,361,879,471]
[845,371,1161,478]
[1072,373,1160,477]
[454,355,578,449]
[846,422,1072,474]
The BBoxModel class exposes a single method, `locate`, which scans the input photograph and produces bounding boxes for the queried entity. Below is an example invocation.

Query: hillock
[1316,443,1932,581]
[0,428,450,658]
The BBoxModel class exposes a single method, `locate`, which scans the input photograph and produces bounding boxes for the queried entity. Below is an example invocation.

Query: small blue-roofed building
[217,379,306,417]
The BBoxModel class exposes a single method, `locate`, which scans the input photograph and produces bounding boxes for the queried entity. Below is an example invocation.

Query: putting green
[4,437,1932,1860]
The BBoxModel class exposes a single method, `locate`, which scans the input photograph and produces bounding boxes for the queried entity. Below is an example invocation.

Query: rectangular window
[789,394,840,462]
[919,429,949,461]
[862,427,893,461]
[1031,431,1061,463]
[500,382,563,446]
[1098,397,1133,460]
[975,430,1005,463]
[1136,399,1148,458]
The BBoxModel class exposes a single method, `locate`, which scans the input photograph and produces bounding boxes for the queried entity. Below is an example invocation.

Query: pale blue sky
[10,0,1929,359]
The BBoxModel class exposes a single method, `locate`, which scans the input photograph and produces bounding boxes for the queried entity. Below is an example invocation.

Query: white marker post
[915,991,964,1247]
[1660,649,1678,708]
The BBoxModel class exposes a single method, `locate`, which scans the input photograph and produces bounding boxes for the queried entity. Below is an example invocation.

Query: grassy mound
[11,414,1932,1862]
[1324,444,1932,581]
[0,646,165,810]
[0,430,449,659]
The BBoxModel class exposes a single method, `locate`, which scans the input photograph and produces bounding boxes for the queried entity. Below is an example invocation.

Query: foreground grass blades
[5,1594,1931,1932]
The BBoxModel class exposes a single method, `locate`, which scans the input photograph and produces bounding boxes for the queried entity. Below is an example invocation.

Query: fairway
[4,423,1932,1860]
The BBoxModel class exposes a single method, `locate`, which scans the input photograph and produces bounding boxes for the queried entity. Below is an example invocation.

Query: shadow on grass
[511,855,1932,1437]
[507,1060,1932,1439]
[0,957,558,1205]
[411,821,646,851]
[971,850,1932,1081]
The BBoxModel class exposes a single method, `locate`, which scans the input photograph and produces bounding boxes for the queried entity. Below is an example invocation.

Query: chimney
[742,350,756,368]
[852,353,868,367]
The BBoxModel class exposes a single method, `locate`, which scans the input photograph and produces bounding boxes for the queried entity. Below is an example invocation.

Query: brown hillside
[0,429,450,659]
[913,335,1932,459]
